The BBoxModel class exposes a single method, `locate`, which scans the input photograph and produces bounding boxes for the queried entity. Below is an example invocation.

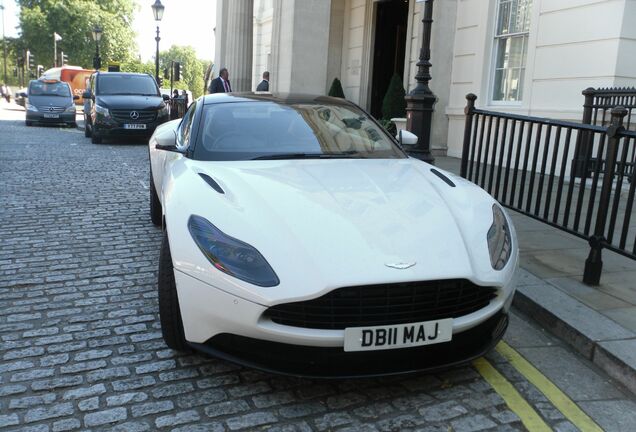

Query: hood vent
[199,173,225,194]
[430,169,455,187]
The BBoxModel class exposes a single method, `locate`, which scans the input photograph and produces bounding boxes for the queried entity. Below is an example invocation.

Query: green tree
[17,0,137,70]
[328,77,345,98]
[159,45,208,99]
[381,73,406,120]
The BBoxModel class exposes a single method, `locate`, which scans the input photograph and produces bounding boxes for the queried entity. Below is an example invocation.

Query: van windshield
[97,75,159,96]
[29,81,70,97]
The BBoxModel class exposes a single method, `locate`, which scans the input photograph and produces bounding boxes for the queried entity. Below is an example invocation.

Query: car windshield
[97,74,159,96]
[29,81,70,97]
[193,101,405,161]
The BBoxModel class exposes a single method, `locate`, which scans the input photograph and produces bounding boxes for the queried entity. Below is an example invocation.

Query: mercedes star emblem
[130,111,140,120]
[48,107,55,112]
[384,262,416,270]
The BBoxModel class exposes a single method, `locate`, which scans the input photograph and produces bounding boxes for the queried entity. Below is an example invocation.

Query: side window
[176,101,197,148]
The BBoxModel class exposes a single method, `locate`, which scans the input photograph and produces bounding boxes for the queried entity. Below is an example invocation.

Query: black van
[83,72,170,144]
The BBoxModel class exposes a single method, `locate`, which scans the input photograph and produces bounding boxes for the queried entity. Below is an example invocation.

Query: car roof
[95,72,153,78]
[201,92,355,107]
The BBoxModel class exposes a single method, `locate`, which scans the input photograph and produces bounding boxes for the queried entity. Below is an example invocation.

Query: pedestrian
[1,83,10,103]
[181,90,189,108]
[256,71,269,91]
[209,68,232,93]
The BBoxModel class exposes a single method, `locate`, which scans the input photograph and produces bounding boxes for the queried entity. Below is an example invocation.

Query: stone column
[221,0,254,92]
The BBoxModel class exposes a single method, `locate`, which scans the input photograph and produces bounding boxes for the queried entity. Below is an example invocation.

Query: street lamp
[405,0,436,164]
[151,0,165,81]
[1,1,7,84]
[92,26,102,70]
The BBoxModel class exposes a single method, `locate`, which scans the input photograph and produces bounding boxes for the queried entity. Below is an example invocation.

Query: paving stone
[419,400,468,421]
[106,391,149,406]
[9,393,56,408]
[226,412,279,430]
[78,396,100,411]
[171,422,225,432]
[62,384,107,400]
[131,400,175,417]
[154,410,200,428]
[204,400,251,418]
[0,414,20,428]
[84,407,128,427]
[450,414,497,432]
[52,418,81,432]
[24,402,74,423]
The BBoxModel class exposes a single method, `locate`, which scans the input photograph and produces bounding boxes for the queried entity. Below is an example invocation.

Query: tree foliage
[159,45,209,99]
[381,73,406,120]
[328,77,345,98]
[17,0,137,70]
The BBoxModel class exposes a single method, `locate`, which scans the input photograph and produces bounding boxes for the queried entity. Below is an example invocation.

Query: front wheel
[25,121,33,127]
[84,117,92,137]
[149,171,162,226]
[158,231,189,351]
[91,126,102,144]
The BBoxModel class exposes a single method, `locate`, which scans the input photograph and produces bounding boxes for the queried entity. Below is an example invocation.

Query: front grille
[111,109,157,123]
[37,106,65,113]
[265,279,498,330]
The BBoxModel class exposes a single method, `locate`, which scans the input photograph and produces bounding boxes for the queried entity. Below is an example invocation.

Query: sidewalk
[437,156,636,395]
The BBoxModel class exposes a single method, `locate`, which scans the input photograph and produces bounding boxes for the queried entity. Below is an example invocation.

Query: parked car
[147,93,518,377]
[24,79,78,127]
[83,72,170,143]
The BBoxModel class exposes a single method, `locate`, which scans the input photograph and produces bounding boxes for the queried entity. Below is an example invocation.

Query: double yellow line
[473,341,603,431]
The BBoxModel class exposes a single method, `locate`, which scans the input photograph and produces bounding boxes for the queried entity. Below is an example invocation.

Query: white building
[214,0,636,157]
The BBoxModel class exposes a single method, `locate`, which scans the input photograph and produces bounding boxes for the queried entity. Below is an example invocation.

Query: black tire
[91,127,102,144]
[25,121,33,127]
[70,122,78,129]
[158,231,189,351]
[84,117,92,137]
[149,171,162,226]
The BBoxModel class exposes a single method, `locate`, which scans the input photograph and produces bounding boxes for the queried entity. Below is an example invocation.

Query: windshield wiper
[251,151,362,160]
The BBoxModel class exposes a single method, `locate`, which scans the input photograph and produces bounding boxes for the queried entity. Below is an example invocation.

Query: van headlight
[487,204,512,270]
[26,103,38,112]
[158,104,168,117]
[65,105,76,113]
[95,104,110,117]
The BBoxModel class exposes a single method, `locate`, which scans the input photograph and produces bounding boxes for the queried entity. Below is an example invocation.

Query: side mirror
[73,95,80,101]
[397,130,418,146]
[155,130,183,153]
[162,94,170,101]
[82,90,91,99]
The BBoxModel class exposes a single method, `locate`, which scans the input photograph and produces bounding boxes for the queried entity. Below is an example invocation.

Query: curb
[512,271,636,396]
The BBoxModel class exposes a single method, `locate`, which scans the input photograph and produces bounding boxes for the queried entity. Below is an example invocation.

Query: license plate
[124,124,147,129]
[43,113,59,118]
[343,318,453,352]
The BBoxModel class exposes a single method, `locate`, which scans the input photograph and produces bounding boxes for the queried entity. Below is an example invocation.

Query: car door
[157,101,198,200]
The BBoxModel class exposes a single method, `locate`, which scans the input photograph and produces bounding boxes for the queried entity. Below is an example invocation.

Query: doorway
[369,0,409,119]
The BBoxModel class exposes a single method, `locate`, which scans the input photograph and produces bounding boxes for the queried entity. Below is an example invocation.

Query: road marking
[473,357,552,431]
[496,342,603,432]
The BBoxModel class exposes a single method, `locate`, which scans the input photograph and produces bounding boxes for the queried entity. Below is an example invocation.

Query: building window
[492,0,532,102]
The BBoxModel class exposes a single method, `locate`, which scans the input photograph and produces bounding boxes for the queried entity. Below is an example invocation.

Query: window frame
[488,0,532,106]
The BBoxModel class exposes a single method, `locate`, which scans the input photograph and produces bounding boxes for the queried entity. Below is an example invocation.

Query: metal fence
[459,93,636,285]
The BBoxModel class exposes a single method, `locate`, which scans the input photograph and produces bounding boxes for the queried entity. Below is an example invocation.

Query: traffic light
[27,50,35,70]
[173,62,182,82]
[37,65,44,77]
[61,52,69,65]
[163,67,170,80]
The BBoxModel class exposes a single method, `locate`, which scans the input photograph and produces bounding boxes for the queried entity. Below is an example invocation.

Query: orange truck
[41,66,95,105]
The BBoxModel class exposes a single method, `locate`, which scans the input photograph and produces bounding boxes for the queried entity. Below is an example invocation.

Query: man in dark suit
[256,71,269,91]
[209,68,232,93]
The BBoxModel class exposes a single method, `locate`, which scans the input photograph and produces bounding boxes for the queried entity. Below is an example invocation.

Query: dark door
[369,0,409,119]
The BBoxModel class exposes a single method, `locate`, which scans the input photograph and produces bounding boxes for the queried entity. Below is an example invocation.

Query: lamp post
[1,1,7,84]
[151,0,165,81]
[92,26,102,70]
[405,0,436,164]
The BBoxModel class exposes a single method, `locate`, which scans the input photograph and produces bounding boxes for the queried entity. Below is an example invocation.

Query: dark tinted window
[29,81,71,97]
[177,101,197,148]
[193,101,404,161]
[97,74,158,96]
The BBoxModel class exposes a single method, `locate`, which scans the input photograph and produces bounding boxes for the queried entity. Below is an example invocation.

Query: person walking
[256,71,269,91]
[209,68,232,93]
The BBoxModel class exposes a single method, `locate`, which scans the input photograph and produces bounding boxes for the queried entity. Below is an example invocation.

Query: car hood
[96,95,163,110]
[28,94,72,107]
[166,158,501,303]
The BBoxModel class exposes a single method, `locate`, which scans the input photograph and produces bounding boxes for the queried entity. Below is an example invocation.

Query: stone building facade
[214,0,635,157]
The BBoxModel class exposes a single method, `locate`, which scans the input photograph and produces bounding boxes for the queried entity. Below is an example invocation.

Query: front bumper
[26,111,76,124]
[174,270,515,377]
[94,114,168,137]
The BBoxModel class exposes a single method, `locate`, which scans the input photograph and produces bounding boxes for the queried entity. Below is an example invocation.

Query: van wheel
[149,171,162,226]
[158,231,189,351]
[91,128,102,144]
[25,121,33,127]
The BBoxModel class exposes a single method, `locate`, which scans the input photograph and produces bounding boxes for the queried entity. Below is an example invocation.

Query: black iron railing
[460,94,636,285]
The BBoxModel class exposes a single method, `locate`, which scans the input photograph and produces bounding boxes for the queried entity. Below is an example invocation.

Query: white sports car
[148,93,518,377]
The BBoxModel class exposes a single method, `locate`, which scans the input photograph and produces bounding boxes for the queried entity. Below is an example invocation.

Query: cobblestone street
[1,103,635,431]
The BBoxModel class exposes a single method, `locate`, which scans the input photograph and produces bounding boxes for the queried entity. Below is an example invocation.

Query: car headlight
[188,215,280,287]
[65,105,76,113]
[95,104,110,117]
[26,103,38,112]
[487,204,512,270]
[158,104,168,117]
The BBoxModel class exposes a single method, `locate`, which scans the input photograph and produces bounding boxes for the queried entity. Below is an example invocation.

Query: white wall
[445,0,636,158]
[253,0,273,89]
[340,0,368,103]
